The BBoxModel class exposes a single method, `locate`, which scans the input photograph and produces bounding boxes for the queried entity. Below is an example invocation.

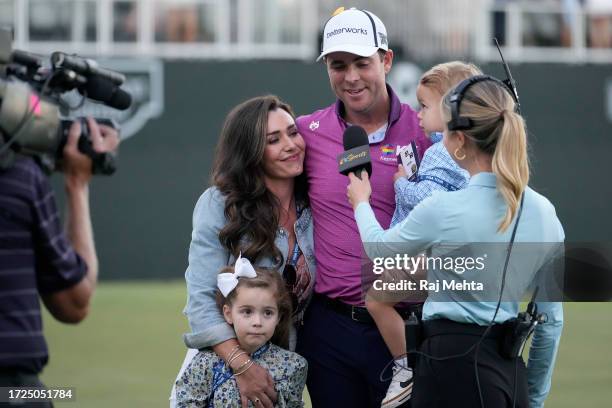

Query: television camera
[0,28,131,174]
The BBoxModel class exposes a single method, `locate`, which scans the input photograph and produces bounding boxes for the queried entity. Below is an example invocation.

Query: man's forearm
[41,181,98,323]
[65,182,98,287]
[42,119,118,323]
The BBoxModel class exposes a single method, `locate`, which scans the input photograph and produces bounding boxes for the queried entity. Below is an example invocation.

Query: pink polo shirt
[296,86,430,305]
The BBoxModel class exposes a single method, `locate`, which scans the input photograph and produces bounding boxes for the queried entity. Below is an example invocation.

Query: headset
[447,74,518,131]
[447,38,521,133]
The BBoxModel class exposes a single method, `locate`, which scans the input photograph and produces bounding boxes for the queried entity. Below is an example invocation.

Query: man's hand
[63,117,119,189]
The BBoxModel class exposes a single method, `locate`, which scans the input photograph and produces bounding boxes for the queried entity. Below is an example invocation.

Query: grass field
[41,281,612,407]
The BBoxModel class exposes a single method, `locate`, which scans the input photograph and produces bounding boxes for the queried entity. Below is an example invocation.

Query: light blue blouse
[354,172,564,408]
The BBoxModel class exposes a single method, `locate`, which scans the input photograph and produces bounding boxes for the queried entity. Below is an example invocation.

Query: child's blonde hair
[216,267,292,349]
[420,61,482,96]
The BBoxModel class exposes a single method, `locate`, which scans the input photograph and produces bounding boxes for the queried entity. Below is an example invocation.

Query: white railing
[475,0,612,63]
[0,0,318,60]
[318,0,612,64]
[1,0,611,63]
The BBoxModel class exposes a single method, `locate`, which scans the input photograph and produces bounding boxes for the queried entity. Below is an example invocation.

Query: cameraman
[0,118,119,405]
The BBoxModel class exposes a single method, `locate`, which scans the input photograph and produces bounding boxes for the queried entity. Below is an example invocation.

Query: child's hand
[393,164,407,182]
[347,171,372,210]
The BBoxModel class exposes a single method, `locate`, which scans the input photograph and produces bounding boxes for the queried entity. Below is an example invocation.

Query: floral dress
[175,343,307,408]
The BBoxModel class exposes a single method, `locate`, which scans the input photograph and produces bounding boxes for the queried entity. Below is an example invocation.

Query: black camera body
[0,28,131,175]
[57,118,119,175]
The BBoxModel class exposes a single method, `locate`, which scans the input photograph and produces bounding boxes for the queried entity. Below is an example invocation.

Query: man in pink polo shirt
[295,7,431,408]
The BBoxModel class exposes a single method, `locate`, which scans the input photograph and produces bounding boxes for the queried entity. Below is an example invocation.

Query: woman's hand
[234,362,277,408]
[213,340,277,407]
[347,171,372,210]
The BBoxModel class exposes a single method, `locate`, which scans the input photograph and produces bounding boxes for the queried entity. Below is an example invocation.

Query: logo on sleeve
[309,120,320,131]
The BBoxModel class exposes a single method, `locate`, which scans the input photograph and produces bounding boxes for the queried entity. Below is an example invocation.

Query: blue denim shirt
[183,187,316,350]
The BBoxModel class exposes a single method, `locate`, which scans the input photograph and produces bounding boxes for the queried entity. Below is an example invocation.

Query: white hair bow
[217,253,257,297]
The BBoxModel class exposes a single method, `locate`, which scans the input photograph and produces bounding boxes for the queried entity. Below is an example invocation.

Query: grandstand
[1,0,611,62]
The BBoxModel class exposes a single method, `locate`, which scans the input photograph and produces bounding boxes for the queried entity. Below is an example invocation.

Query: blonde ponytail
[492,110,529,232]
[441,79,530,232]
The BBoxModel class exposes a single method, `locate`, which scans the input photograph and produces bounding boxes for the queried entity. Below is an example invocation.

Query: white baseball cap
[317,7,388,62]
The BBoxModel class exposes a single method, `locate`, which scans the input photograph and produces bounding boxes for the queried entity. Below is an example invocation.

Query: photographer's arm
[42,118,119,323]
[42,182,96,323]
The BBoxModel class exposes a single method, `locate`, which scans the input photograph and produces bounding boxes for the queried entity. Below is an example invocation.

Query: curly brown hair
[216,267,292,349]
[211,95,308,267]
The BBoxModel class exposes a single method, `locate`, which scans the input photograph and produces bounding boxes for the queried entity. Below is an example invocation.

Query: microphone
[11,49,42,70]
[78,76,132,110]
[338,125,372,179]
[51,52,126,86]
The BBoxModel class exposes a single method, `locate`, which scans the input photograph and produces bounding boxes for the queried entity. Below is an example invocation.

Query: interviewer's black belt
[423,319,504,339]
[315,293,421,324]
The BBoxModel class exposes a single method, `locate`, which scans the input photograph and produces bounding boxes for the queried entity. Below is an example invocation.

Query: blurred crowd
[1,0,610,60]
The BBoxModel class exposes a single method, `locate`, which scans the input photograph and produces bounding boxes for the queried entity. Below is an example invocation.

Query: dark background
[52,60,612,280]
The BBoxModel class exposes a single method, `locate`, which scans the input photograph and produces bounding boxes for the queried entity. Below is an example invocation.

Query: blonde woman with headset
[347,76,563,408]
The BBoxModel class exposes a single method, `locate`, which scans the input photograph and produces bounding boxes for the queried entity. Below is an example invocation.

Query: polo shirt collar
[468,172,497,188]
[334,83,402,127]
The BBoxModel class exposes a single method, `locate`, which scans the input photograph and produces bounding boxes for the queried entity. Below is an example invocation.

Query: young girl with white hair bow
[174,256,308,408]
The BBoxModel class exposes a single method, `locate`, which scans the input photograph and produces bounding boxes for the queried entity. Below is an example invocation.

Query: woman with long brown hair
[173,95,315,408]
[347,76,564,407]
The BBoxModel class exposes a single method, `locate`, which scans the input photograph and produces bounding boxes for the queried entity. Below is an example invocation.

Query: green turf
[41,281,189,407]
[41,281,611,407]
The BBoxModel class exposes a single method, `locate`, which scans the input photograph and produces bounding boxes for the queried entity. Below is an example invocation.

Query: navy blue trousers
[296,295,396,408]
